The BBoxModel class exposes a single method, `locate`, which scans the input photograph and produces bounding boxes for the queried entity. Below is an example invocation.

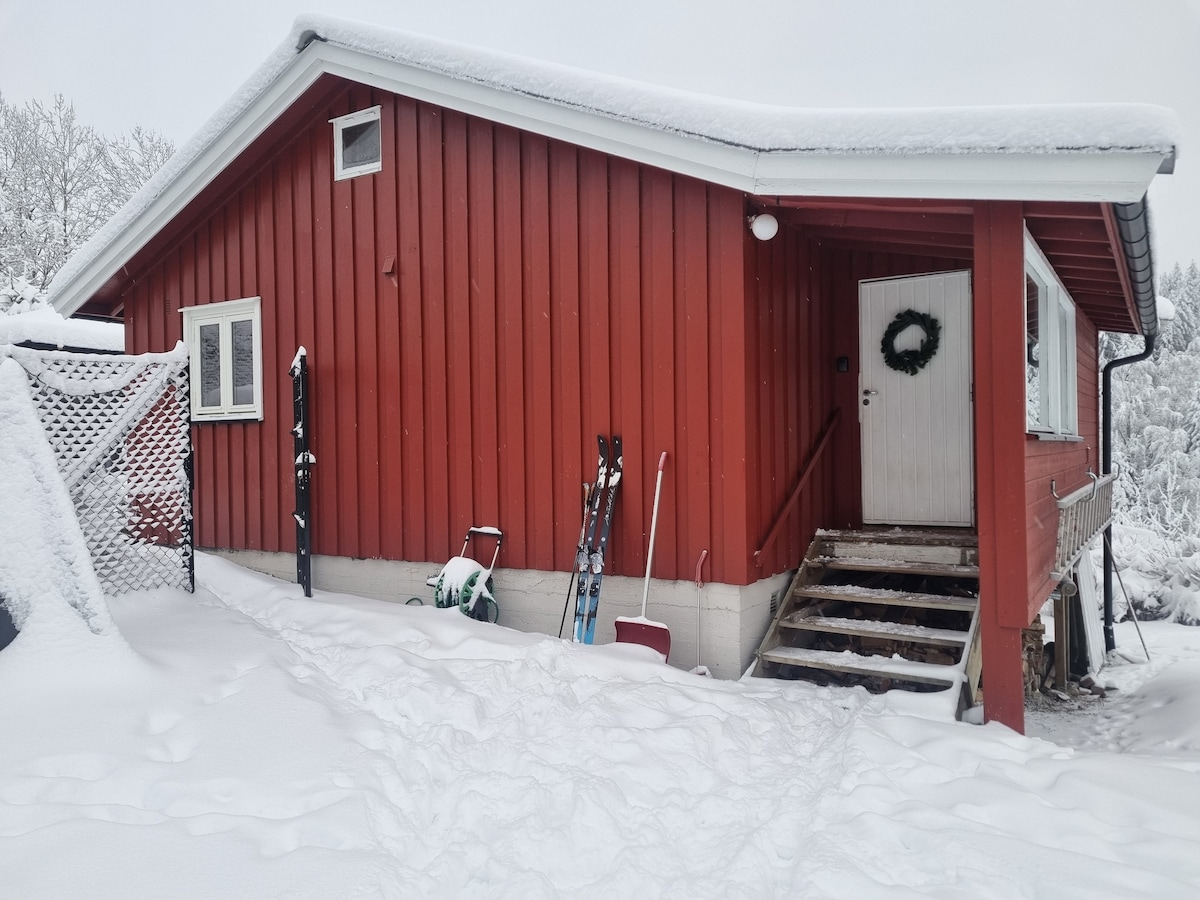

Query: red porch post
[972,201,1028,733]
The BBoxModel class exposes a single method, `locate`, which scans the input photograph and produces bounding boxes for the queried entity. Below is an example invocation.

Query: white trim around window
[181,296,264,422]
[1024,229,1078,436]
[331,105,382,181]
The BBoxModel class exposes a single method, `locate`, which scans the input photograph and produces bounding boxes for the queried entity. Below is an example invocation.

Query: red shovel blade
[614,616,671,661]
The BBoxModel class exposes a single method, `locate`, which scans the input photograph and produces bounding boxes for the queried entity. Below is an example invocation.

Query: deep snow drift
[1,554,1199,898]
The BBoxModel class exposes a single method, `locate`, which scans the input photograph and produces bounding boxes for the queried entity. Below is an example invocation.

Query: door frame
[858,270,975,526]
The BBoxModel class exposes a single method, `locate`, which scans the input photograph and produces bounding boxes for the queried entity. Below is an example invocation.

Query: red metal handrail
[753,408,841,568]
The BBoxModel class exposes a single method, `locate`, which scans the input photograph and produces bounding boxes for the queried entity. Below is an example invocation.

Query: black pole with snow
[614,451,671,660]
[290,348,314,598]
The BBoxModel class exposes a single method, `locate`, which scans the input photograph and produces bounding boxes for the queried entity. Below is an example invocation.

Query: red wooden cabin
[50,18,1177,732]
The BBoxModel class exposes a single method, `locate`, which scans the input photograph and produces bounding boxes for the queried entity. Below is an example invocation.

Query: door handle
[862,389,878,396]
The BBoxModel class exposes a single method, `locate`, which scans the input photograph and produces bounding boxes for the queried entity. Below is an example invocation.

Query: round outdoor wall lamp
[748,213,779,241]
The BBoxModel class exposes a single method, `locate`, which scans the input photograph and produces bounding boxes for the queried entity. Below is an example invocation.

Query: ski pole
[560,481,592,638]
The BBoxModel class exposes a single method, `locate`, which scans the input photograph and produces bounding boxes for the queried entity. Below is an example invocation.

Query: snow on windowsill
[1028,431,1086,442]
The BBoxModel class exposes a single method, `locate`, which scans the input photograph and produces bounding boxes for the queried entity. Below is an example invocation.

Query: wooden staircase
[753,529,983,718]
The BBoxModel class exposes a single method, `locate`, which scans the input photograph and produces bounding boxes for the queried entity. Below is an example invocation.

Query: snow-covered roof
[0,308,124,353]
[49,14,1181,316]
[299,16,1180,156]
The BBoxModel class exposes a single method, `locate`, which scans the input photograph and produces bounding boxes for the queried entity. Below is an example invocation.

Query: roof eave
[749,151,1166,203]
[49,38,1175,317]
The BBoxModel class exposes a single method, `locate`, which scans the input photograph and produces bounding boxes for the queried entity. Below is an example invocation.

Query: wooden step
[794,584,977,612]
[818,539,977,567]
[817,528,978,566]
[817,528,977,547]
[780,613,970,647]
[758,645,961,687]
[815,556,979,579]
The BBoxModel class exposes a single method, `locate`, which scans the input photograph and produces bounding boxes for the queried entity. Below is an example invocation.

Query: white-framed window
[331,106,382,181]
[181,296,263,422]
[1025,229,1077,436]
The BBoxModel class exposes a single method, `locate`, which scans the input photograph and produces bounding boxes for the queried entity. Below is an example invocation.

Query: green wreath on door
[881,309,941,376]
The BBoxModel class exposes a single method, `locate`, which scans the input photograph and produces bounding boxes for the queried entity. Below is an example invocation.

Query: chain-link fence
[7,345,193,594]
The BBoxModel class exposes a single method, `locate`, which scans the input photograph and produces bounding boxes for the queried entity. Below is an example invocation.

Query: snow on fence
[5,344,193,594]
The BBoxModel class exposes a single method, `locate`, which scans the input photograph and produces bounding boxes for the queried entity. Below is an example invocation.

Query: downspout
[1101,198,1159,652]
[1101,333,1154,651]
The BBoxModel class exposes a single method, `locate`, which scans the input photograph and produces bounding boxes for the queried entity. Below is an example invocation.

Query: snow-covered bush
[1159,542,1200,626]
[1104,524,1169,621]
[0,276,47,315]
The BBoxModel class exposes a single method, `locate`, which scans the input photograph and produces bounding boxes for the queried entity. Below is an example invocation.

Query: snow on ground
[1026,620,1200,754]
[2,554,1200,899]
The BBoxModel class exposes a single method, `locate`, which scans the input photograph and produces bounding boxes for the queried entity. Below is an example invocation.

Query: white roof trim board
[49,14,1181,316]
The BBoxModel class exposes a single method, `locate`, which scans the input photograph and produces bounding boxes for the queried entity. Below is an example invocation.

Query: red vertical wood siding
[742,237,964,578]
[117,80,763,585]
[113,75,1113,617]
[1024,309,1102,617]
[744,229,833,577]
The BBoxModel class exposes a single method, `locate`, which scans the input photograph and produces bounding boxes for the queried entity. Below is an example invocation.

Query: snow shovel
[615,451,671,660]
[691,549,710,676]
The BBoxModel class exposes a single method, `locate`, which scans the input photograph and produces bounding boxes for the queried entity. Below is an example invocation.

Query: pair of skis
[572,435,622,644]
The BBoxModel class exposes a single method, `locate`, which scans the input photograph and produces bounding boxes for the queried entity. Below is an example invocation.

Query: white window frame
[331,106,382,181]
[1024,229,1078,436]
[181,296,264,422]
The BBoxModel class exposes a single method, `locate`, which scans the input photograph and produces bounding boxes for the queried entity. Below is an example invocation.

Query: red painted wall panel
[106,73,1119,615]
[1023,309,1102,617]
[115,80,766,585]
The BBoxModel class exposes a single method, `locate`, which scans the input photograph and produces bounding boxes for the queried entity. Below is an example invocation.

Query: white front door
[859,270,973,526]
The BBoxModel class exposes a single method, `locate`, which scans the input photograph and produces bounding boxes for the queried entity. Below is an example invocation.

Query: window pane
[1025,273,1046,429]
[342,118,381,168]
[1059,297,1075,430]
[231,318,255,406]
[199,323,222,408]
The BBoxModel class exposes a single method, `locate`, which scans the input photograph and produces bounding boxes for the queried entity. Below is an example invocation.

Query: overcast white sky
[2,0,1197,270]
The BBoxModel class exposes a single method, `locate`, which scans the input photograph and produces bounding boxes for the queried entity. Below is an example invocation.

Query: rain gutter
[1100,196,1158,652]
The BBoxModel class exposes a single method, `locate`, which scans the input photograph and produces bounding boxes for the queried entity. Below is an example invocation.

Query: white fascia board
[319,44,1165,203]
[313,45,761,190]
[751,150,1166,202]
[54,39,1170,315]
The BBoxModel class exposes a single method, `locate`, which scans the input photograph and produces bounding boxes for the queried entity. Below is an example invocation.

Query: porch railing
[1050,471,1116,582]
[754,408,840,568]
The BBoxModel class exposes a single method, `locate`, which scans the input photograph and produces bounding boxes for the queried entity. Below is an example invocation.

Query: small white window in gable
[181,296,263,422]
[1024,230,1078,436]
[331,106,382,181]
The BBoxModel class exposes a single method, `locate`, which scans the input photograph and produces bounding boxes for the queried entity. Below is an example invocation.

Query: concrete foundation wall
[211,549,792,680]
